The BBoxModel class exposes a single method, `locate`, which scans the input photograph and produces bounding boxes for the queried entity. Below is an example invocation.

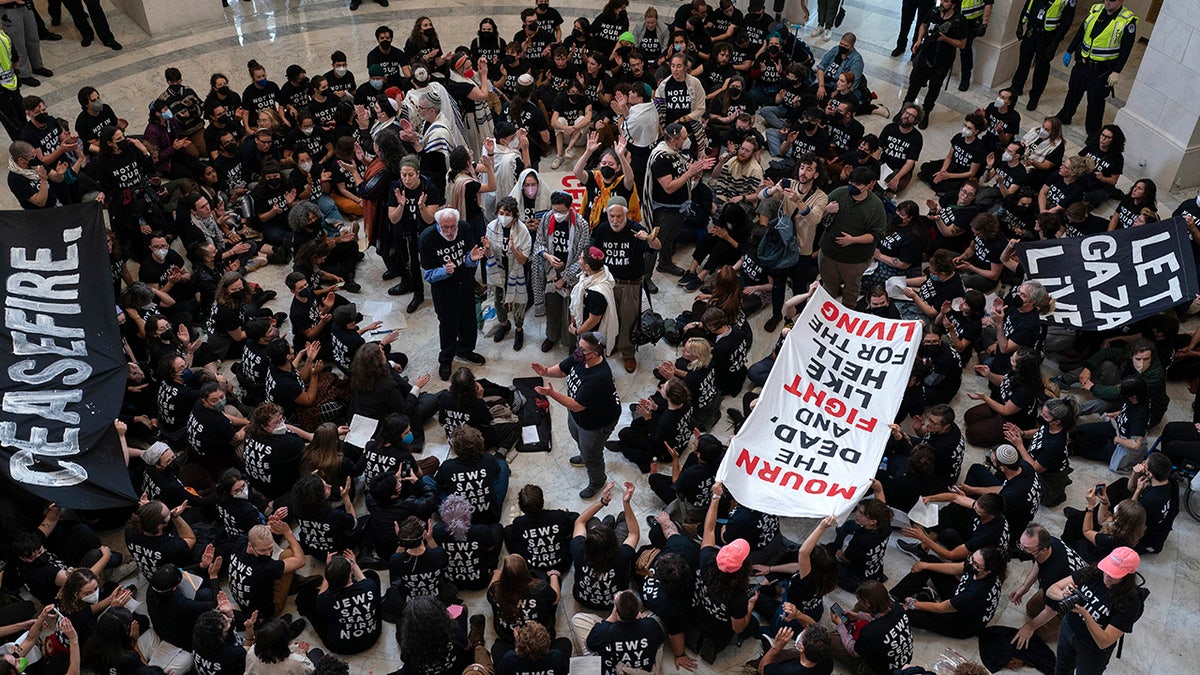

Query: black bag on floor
[512,377,552,453]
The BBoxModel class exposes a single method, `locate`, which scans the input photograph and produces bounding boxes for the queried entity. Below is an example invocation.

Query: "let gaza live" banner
[717,286,920,518]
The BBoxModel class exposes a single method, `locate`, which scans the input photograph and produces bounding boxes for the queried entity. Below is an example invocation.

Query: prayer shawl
[533,209,589,311]
[641,140,689,228]
[485,216,531,303]
[570,267,619,355]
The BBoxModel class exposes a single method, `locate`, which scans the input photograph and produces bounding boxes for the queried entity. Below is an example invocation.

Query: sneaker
[551,155,565,169]
[457,351,486,365]
[645,278,659,294]
[513,329,524,351]
[684,276,703,292]
[579,483,605,499]
[823,28,833,40]
[810,26,822,37]
[896,539,925,560]
[657,261,686,276]
[764,314,783,332]
[727,407,745,428]
[540,338,556,352]
[493,322,511,343]
[258,289,278,303]
[677,271,698,286]
[569,455,586,467]
[243,258,266,273]
[439,362,452,381]
[891,44,906,57]
[623,357,637,373]
[406,294,424,313]
[349,0,361,8]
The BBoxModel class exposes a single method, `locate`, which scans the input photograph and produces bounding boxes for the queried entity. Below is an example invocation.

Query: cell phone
[831,602,849,623]
[780,178,794,191]
[1095,483,1105,494]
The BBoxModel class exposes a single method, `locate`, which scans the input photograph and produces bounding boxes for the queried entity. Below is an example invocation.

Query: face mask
[161,109,174,121]
[838,46,850,56]
[554,211,568,222]
[573,29,584,39]
[919,344,938,357]
[847,184,862,197]
[729,87,742,96]
[673,43,684,52]
[223,141,238,153]
[498,214,512,226]
[572,347,587,363]
[267,178,281,188]
[423,28,436,38]
[256,78,268,87]
[83,590,100,604]
[34,112,51,125]
[803,121,817,132]
[301,126,314,136]
[234,486,250,499]
[524,185,538,198]
[379,40,392,50]
[299,161,313,172]
[995,96,1006,108]
[89,100,104,113]
[152,247,169,261]
[272,424,288,435]
[599,165,616,180]
[402,431,415,444]
[181,367,194,381]
[929,273,939,282]
[1037,128,1050,139]
[960,126,973,137]
[212,399,226,412]
[1001,151,1013,163]
[371,79,384,90]
[334,67,348,77]
[299,287,313,300]
[464,68,475,79]
[218,86,231,96]
[1006,294,1022,308]
[768,45,780,55]
[964,558,977,576]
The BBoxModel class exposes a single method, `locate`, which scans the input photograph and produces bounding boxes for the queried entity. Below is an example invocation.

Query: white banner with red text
[716,286,921,518]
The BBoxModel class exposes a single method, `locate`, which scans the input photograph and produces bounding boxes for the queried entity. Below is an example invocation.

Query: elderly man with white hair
[419,207,491,380]
[400,90,457,195]
[589,196,660,373]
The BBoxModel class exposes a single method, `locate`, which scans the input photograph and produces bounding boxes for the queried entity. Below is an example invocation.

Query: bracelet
[600,499,610,507]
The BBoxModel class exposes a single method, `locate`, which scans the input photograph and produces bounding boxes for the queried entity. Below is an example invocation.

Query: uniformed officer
[957,0,994,91]
[1010,0,1077,111]
[0,28,20,137]
[1055,0,1137,142]
[419,207,490,381]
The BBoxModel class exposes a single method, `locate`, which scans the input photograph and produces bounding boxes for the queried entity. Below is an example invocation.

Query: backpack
[757,206,800,272]
[631,283,665,346]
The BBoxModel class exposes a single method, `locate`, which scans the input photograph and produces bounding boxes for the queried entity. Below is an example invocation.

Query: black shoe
[958,78,970,91]
[1025,98,1039,111]
[657,261,686,276]
[764,314,783,332]
[287,618,307,640]
[357,553,388,570]
[341,280,361,293]
[382,270,399,281]
[891,44,906,57]
[678,271,698,286]
[439,362,452,380]
[540,338,556,352]
[493,323,511,343]
[457,351,486,366]
[579,483,604,499]
[81,37,93,47]
[376,0,389,5]
[405,295,424,313]
[918,115,930,130]
[513,329,524,351]
[387,283,407,296]
[349,0,361,8]
[896,539,925,560]
[684,276,703,291]
[32,67,53,77]
[21,77,40,88]
[258,289,278,303]
[605,440,622,452]
[38,33,62,42]
[727,407,745,427]
[1056,114,1072,126]
[569,455,586,467]
[645,278,659,294]
[103,41,123,51]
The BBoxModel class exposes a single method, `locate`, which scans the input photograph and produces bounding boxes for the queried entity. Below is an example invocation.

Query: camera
[1054,589,1086,613]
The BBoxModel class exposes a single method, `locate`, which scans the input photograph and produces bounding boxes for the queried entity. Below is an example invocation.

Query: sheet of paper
[885,276,910,301]
[361,300,406,330]
[522,425,540,444]
[877,163,895,189]
[344,414,379,449]
[570,656,602,675]
[908,499,942,529]
[423,443,451,464]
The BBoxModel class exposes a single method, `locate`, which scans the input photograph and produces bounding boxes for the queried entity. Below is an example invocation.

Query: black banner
[1016,217,1198,331]
[0,203,136,508]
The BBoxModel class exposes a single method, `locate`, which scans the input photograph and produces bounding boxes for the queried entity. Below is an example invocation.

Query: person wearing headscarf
[486,196,532,350]
[534,191,591,352]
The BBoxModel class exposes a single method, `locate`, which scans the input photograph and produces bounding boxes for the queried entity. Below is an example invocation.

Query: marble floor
[12,1,1199,673]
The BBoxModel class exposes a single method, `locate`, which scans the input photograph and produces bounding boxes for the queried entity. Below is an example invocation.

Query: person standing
[0,28,22,137]
[590,196,661,373]
[893,0,935,56]
[903,0,968,126]
[644,122,713,283]
[532,331,621,499]
[420,207,489,381]
[817,166,886,308]
[384,154,442,310]
[1011,0,1078,111]
[1055,0,1137,142]
[957,0,994,91]
[0,0,50,87]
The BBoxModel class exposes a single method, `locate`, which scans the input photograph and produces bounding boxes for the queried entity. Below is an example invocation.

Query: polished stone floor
[12,1,1198,673]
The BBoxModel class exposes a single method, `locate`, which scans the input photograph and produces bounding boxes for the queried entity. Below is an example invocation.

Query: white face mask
[301,126,314,136]
[1037,128,1050,140]
[298,161,313,173]
[961,126,974,138]
[334,67,348,77]
[497,214,512,226]
[995,97,1005,108]
[508,137,521,149]
[1001,151,1013,163]
[234,486,250,499]
[271,424,288,435]
[83,590,100,604]
[152,247,169,261]
[553,211,568,222]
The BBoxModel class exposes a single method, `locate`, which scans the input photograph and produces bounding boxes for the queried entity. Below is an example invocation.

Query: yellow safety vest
[962,0,987,21]
[1024,0,1065,31]
[1079,4,1137,62]
[0,31,16,91]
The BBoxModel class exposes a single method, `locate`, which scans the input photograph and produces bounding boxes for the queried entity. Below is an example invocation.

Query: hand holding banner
[716,287,921,518]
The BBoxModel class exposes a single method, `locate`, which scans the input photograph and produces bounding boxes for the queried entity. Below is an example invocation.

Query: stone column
[961,0,1027,90]
[107,0,224,37]
[1114,0,1200,191]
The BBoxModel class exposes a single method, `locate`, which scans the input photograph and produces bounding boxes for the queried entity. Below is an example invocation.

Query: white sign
[716,287,921,518]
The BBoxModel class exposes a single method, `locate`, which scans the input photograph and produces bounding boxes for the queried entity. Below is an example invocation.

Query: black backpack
[757,206,800,272]
[631,283,665,346]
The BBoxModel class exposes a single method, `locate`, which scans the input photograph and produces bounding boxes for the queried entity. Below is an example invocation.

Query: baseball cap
[1097,546,1140,579]
[716,538,750,572]
[367,64,385,78]
[618,31,636,44]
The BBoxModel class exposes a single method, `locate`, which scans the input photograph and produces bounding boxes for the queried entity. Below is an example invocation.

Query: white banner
[716,287,921,518]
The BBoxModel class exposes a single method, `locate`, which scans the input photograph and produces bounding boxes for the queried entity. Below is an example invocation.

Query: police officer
[419,207,489,381]
[957,0,993,91]
[1011,0,1077,111]
[0,28,22,137]
[1055,0,1137,142]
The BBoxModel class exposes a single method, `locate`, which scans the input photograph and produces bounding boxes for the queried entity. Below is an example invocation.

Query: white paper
[344,414,379,449]
[179,570,205,600]
[423,443,451,464]
[522,425,540,444]
[570,656,603,675]
[361,300,406,330]
[885,275,910,301]
[908,499,942,529]
[877,163,895,190]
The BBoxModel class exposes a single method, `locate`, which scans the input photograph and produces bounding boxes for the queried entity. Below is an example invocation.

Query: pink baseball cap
[716,539,750,573]
[1097,546,1140,579]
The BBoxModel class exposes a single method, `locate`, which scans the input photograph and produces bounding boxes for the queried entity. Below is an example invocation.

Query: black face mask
[267,178,281,188]
[379,40,392,50]
[218,86,231,97]
[617,45,632,57]
[1006,294,1023,308]
[919,344,939,357]
[768,45,780,56]
[599,165,616,180]
[423,28,436,38]
[34,112,51,125]
[729,87,742,97]
[803,121,817,132]
[838,46,850,56]
[222,142,238,153]
[573,29,584,39]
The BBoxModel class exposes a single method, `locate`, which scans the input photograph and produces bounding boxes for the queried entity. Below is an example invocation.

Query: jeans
[568,415,617,489]
[315,194,344,226]
[1054,614,1115,674]
[759,105,790,130]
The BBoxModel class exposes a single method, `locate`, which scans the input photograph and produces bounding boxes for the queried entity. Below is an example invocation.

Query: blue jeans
[315,194,345,226]
[759,105,790,130]
[568,415,617,489]
[1055,615,1115,674]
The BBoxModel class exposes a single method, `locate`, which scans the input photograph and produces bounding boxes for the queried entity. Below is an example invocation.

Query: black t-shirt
[157,380,200,434]
[437,391,493,437]
[434,523,498,589]
[388,547,448,604]
[586,618,665,675]
[297,508,356,558]
[570,536,635,610]
[241,340,269,389]
[74,105,120,146]
[125,528,192,580]
[227,540,286,618]
[1080,143,1124,178]
[195,641,246,675]
[723,507,780,552]
[648,148,689,206]
[880,123,923,171]
[435,455,505,524]
[361,441,418,485]
[187,403,237,463]
[216,498,267,541]
[419,224,477,286]
[764,659,833,675]
[992,161,1028,193]
[265,365,305,417]
[711,327,750,396]
[1028,425,1069,473]
[557,355,621,430]
[999,465,1041,534]
[948,569,1002,631]
[312,576,382,654]
[20,119,61,158]
[1139,483,1176,543]
[1043,174,1087,211]
[984,103,1021,142]
[1062,569,1144,647]
[640,535,700,635]
[926,425,966,485]
[366,46,410,80]
[497,649,570,675]
[487,579,558,645]
[138,248,188,289]
[17,548,70,604]
[590,220,649,280]
[1036,538,1086,592]
[964,514,1009,553]
[504,510,577,572]
[786,128,831,163]
[386,176,443,235]
[918,10,968,68]
[853,604,914,675]
[844,525,890,581]
[947,133,987,175]
[7,170,64,209]
[241,82,282,113]
[915,273,966,310]
[692,546,749,642]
